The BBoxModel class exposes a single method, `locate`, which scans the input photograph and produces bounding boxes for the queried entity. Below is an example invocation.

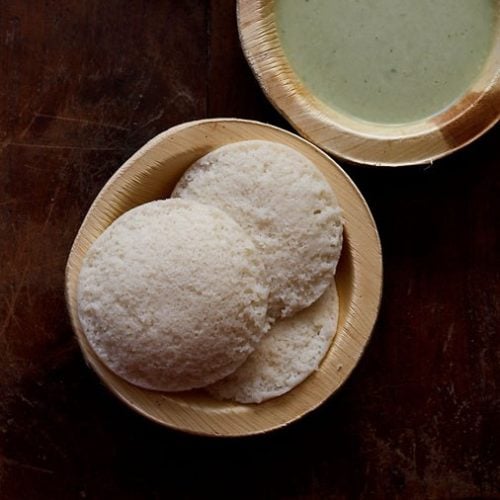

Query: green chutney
[275,0,496,123]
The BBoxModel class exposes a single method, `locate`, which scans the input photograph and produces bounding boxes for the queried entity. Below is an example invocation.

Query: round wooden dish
[65,118,382,436]
[237,1,500,167]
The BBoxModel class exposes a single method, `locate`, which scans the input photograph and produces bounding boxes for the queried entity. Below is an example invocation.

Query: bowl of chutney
[238,0,499,166]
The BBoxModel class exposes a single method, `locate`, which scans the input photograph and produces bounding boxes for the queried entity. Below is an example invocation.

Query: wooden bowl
[65,119,382,436]
[237,1,500,167]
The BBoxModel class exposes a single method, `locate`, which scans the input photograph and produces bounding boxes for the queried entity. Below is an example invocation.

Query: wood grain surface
[0,0,498,498]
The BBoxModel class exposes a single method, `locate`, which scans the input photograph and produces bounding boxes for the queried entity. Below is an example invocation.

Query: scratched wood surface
[0,1,498,498]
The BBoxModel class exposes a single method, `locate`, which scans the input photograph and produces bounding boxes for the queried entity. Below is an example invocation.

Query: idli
[208,282,339,404]
[172,140,343,320]
[77,199,269,392]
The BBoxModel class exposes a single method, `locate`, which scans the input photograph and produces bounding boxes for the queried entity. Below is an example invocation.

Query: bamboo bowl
[65,119,382,436]
[237,0,500,166]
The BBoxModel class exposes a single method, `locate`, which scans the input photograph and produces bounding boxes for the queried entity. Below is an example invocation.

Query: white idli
[77,199,269,392]
[207,282,339,404]
[172,140,343,320]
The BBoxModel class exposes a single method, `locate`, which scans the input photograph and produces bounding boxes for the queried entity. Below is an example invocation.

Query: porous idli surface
[77,199,269,392]
[207,282,339,404]
[172,140,343,320]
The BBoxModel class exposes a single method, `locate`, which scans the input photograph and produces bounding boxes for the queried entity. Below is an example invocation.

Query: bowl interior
[237,0,500,166]
[65,118,382,436]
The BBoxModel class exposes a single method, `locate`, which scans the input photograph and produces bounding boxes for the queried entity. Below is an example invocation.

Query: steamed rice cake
[208,282,339,403]
[77,199,270,392]
[173,140,343,320]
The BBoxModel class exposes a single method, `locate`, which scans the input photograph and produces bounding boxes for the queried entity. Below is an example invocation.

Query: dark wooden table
[0,2,498,498]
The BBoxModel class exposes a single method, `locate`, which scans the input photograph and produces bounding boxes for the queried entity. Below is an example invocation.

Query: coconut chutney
[275,0,496,123]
